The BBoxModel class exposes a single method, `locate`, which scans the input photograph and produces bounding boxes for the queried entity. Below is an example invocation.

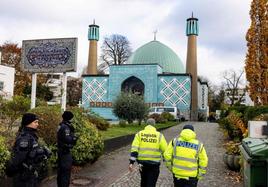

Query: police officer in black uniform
[6,113,51,187]
[57,111,77,187]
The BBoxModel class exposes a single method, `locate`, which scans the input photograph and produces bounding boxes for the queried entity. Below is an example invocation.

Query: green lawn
[100,121,179,140]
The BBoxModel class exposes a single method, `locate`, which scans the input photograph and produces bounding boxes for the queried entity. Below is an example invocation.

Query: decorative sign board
[248,121,267,138]
[200,84,207,109]
[21,38,77,73]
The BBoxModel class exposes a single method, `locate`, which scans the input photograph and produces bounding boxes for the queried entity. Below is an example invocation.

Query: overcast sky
[0,0,252,86]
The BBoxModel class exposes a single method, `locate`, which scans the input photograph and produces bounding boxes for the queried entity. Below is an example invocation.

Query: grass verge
[100,121,179,140]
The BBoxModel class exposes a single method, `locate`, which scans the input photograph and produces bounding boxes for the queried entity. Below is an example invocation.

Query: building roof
[127,40,185,73]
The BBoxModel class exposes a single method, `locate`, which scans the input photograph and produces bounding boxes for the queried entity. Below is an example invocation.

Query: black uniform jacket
[6,127,39,176]
[57,121,77,154]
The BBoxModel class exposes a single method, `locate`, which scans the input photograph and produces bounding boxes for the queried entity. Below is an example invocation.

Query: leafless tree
[222,69,246,106]
[99,34,132,72]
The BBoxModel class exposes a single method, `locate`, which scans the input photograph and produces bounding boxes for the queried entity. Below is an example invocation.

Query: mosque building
[82,15,208,121]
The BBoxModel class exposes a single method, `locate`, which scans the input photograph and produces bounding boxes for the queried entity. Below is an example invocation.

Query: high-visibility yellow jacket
[130,125,167,164]
[164,129,208,179]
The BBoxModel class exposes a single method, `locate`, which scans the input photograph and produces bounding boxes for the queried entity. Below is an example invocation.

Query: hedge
[244,106,268,123]
[30,106,104,166]
[0,136,11,177]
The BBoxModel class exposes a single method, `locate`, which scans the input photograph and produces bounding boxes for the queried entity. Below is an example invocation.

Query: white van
[148,106,180,120]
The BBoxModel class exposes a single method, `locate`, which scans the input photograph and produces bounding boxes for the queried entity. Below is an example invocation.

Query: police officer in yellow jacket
[164,124,208,187]
[129,124,167,187]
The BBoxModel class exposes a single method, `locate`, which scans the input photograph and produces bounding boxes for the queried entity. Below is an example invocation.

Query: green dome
[127,40,184,73]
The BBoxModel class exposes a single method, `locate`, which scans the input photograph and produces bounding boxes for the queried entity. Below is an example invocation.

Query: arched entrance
[121,76,145,96]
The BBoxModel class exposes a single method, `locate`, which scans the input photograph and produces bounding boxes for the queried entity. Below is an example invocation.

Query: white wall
[224,88,254,106]
[245,92,254,106]
[0,65,15,99]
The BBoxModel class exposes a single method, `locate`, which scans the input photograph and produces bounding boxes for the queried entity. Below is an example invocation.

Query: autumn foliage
[0,42,30,95]
[0,42,49,96]
[245,0,268,105]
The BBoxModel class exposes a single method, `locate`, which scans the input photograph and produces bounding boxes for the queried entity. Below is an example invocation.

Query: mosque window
[93,27,95,36]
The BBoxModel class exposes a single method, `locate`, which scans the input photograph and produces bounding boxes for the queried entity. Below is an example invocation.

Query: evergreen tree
[245,0,268,105]
[23,83,53,101]
[113,92,148,124]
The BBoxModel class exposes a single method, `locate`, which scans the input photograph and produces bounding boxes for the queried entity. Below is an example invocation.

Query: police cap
[21,113,38,127]
[183,124,194,131]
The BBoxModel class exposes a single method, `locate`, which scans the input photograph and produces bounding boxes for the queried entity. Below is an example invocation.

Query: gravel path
[41,122,243,187]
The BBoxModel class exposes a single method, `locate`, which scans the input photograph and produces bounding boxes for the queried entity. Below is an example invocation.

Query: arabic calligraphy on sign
[89,102,164,108]
[26,42,71,68]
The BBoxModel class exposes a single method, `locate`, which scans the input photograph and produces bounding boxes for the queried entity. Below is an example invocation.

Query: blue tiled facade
[82,64,191,120]
[82,76,109,105]
[158,75,191,118]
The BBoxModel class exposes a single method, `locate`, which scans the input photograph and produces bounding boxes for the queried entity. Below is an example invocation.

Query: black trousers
[57,153,72,187]
[139,164,160,187]
[173,176,198,187]
[13,173,38,187]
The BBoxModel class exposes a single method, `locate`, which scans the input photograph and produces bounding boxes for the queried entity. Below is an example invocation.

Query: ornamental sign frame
[21,38,77,73]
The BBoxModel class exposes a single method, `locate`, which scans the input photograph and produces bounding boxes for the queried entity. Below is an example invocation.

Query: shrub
[220,110,228,119]
[218,111,245,141]
[227,111,247,136]
[253,113,268,121]
[70,107,104,165]
[0,136,11,177]
[71,122,103,165]
[113,92,148,124]
[30,105,62,145]
[2,96,31,129]
[86,115,109,131]
[23,83,53,101]
[160,112,174,121]
[119,120,127,127]
[30,106,104,165]
[228,106,249,116]
[224,141,240,155]
[69,107,109,130]
[149,113,166,123]
[244,106,268,123]
[36,99,48,107]
[218,118,231,131]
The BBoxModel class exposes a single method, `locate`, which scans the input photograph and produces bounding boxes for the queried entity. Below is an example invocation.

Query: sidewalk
[41,122,243,187]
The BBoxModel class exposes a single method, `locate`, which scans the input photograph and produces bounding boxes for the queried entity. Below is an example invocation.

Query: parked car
[148,106,184,121]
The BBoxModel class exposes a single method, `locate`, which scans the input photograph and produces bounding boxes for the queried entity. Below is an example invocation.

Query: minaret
[87,20,99,74]
[186,13,199,121]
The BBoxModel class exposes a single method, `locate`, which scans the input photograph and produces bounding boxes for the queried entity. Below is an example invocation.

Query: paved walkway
[41,122,243,187]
